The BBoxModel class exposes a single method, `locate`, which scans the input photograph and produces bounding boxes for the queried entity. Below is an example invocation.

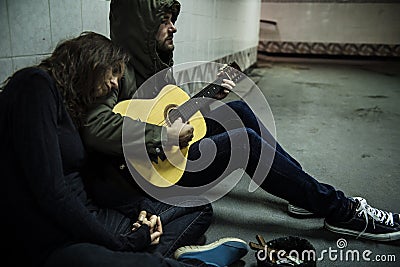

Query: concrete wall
[0,0,261,83]
[174,0,261,67]
[260,1,400,44]
[259,1,400,56]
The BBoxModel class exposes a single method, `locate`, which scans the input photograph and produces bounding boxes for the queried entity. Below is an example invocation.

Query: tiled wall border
[215,47,258,71]
[259,41,400,57]
[174,46,258,95]
[175,46,258,82]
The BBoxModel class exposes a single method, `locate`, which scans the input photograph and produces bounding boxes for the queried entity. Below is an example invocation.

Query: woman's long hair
[39,32,129,127]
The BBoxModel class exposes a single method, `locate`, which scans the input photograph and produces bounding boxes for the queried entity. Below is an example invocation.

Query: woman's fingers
[131,222,141,231]
[150,231,162,245]
[148,215,158,229]
[137,210,147,222]
[131,212,163,247]
[150,217,163,245]
[156,216,163,233]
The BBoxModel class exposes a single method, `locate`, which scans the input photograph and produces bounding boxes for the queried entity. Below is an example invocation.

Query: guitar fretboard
[168,63,244,124]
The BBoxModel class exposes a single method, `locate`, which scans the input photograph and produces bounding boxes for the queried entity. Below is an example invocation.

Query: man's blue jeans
[179,100,352,221]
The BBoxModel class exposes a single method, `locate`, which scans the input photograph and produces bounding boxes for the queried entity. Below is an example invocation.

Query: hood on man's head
[161,0,180,23]
[110,0,181,88]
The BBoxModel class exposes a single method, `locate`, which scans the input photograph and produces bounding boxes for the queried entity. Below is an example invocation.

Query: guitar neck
[192,76,226,99]
[170,77,228,123]
[168,62,244,123]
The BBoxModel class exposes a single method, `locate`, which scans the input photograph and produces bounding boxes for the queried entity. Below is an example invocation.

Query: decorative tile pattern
[259,41,400,57]
[173,46,258,95]
[215,46,258,71]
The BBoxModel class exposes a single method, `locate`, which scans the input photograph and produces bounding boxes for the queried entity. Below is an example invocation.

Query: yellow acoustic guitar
[113,62,243,187]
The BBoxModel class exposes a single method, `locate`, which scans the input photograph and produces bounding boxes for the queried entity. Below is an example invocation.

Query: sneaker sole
[324,221,400,242]
[174,237,249,265]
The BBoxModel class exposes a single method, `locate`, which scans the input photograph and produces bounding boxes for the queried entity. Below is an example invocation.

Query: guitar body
[113,84,207,187]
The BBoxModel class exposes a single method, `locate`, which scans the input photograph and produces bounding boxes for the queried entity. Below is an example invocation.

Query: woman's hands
[132,210,163,245]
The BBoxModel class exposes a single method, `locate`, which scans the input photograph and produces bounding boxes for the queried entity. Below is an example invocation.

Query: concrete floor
[204,55,400,267]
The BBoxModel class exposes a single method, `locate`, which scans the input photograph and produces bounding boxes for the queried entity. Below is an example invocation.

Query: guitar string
[155,84,220,127]
[155,73,243,127]
[154,79,222,126]
[153,71,243,127]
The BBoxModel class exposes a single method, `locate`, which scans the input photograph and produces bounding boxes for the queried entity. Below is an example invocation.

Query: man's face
[156,13,177,52]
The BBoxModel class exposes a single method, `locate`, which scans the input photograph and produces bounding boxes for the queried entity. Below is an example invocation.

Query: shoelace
[355,198,394,238]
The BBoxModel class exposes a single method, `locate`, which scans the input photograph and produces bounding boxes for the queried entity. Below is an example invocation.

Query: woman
[0,32,247,267]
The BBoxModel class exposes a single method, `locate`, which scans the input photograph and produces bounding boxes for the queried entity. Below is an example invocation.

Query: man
[82,2,399,261]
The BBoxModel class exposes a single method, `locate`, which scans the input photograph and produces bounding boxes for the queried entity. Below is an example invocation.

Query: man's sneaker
[324,197,400,241]
[287,203,315,217]
[174,237,249,267]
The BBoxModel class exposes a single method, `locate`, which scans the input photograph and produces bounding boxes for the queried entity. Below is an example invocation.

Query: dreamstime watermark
[256,238,397,264]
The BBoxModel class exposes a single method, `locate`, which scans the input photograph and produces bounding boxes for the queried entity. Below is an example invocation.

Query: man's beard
[157,38,174,52]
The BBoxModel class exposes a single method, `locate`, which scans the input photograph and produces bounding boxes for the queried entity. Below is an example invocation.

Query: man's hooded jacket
[81,0,181,163]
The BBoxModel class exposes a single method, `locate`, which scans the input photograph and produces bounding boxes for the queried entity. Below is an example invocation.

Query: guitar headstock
[228,61,241,72]
[218,61,244,84]
[192,61,246,99]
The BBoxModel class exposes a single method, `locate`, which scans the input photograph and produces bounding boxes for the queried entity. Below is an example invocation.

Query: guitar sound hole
[164,104,182,126]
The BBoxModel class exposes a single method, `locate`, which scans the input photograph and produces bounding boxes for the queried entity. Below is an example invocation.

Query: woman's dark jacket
[0,68,150,267]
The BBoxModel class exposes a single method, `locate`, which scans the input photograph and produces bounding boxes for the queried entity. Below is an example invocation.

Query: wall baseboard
[259,41,400,58]
[215,46,258,71]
